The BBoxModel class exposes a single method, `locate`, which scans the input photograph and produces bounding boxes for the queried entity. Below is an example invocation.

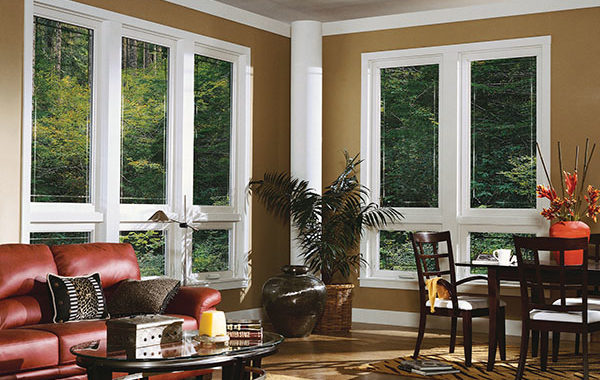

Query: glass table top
[71,330,284,362]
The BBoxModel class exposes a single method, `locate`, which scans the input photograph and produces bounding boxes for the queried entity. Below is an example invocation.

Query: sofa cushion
[108,278,180,317]
[0,328,59,374]
[51,243,140,288]
[26,320,107,364]
[47,273,108,323]
[0,295,54,329]
[0,244,57,300]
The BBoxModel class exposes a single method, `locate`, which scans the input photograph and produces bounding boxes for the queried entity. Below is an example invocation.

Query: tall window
[32,17,93,203]
[26,3,251,290]
[121,38,169,205]
[361,37,550,287]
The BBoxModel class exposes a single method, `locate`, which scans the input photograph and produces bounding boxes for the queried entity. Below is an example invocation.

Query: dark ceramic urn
[262,265,326,337]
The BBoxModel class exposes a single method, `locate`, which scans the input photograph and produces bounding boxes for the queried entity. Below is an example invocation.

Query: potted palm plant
[250,152,402,333]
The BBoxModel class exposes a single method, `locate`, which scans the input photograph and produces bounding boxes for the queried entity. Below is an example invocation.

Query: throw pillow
[107,278,180,317]
[47,272,109,323]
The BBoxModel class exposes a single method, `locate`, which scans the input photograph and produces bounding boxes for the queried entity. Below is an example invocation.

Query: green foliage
[119,230,166,277]
[120,38,169,204]
[30,231,91,246]
[32,17,92,202]
[379,231,415,271]
[193,55,232,206]
[250,152,403,284]
[192,230,229,273]
[381,65,439,208]
[471,57,537,208]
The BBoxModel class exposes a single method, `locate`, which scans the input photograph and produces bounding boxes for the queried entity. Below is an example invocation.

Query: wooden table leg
[487,268,499,371]
[86,366,113,380]
[222,359,244,380]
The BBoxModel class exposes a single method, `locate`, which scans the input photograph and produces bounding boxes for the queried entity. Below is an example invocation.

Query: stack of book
[226,319,263,347]
[398,359,459,376]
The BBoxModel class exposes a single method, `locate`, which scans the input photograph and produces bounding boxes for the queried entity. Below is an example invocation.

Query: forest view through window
[121,38,169,204]
[32,17,93,203]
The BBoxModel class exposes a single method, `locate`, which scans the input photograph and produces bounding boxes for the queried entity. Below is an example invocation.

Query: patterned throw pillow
[47,273,109,323]
[107,278,180,317]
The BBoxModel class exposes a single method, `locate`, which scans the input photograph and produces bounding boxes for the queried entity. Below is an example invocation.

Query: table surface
[456,260,600,270]
[70,331,284,363]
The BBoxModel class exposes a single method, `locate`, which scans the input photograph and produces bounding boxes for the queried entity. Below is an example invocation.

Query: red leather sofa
[0,243,221,379]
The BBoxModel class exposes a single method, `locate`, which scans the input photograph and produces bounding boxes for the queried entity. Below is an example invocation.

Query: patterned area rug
[356,345,600,379]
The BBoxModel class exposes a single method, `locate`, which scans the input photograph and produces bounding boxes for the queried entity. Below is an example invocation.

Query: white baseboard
[225,307,265,320]
[352,308,579,341]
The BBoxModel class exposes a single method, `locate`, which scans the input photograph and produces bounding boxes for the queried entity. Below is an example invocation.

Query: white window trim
[22,0,251,290]
[360,36,551,290]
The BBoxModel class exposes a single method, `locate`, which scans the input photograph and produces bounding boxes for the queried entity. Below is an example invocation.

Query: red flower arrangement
[536,140,600,222]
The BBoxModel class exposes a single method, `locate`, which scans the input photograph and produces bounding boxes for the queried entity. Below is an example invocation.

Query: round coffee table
[71,331,284,380]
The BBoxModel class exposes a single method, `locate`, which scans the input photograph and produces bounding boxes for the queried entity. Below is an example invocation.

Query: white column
[290,21,322,265]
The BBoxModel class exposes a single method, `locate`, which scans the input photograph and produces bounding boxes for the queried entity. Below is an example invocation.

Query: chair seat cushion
[25,320,107,364]
[426,295,506,310]
[530,309,600,323]
[0,328,59,374]
[552,297,600,309]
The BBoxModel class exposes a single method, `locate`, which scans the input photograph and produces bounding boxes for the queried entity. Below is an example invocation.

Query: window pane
[32,17,93,203]
[30,231,91,245]
[471,57,537,209]
[193,55,232,206]
[380,64,439,208]
[469,231,534,274]
[192,230,229,273]
[121,38,169,204]
[119,230,166,277]
[379,231,415,271]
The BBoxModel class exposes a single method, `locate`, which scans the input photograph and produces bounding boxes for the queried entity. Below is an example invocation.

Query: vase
[262,265,326,337]
[549,221,590,265]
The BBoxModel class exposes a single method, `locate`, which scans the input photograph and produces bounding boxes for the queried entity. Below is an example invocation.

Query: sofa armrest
[165,286,221,321]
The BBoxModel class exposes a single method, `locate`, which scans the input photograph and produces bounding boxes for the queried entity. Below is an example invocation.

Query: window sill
[186,278,249,291]
[359,277,522,296]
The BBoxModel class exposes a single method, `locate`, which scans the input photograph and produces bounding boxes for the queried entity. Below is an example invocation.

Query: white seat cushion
[426,295,506,311]
[552,297,600,310]
[530,309,600,323]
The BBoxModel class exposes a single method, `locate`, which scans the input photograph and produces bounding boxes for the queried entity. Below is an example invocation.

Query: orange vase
[549,221,590,265]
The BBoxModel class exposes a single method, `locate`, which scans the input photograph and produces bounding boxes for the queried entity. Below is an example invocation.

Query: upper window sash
[459,44,550,218]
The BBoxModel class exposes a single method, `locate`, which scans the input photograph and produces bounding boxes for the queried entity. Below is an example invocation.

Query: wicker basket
[313,284,354,334]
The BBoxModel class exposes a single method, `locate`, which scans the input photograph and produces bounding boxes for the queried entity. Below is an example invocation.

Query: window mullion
[94,20,122,242]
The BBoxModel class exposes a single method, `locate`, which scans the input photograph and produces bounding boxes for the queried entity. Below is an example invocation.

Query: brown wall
[0,0,24,244]
[0,0,291,312]
[322,8,600,319]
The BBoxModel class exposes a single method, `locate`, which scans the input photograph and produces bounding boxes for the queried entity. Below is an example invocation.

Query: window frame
[22,0,251,290]
[360,37,551,290]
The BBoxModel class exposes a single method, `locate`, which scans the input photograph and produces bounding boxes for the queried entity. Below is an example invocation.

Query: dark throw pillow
[47,272,109,323]
[107,278,180,318]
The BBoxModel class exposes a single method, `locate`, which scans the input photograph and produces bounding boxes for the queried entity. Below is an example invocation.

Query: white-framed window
[360,37,551,290]
[22,0,251,290]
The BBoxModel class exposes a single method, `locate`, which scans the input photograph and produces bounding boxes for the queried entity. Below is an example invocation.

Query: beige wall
[0,0,291,312]
[0,0,24,244]
[322,7,600,319]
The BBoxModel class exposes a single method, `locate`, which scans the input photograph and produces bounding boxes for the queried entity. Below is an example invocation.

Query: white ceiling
[211,0,510,23]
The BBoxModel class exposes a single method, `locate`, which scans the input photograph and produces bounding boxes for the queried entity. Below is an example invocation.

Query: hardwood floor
[258,322,587,379]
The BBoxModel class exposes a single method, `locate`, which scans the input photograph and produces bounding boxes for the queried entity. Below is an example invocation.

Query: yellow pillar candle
[198,310,227,337]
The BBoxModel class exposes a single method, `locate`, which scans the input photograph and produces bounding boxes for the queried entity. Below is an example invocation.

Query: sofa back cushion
[0,244,58,328]
[0,244,57,300]
[51,243,140,288]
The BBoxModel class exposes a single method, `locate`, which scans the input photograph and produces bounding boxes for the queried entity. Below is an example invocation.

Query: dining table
[455,259,600,370]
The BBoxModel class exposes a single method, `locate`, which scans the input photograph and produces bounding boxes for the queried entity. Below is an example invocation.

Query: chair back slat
[514,236,589,319]
[411,231,459,313]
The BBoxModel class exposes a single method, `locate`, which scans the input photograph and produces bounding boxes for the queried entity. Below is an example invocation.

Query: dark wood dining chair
[513,236,600,380]
[411,231,506,366]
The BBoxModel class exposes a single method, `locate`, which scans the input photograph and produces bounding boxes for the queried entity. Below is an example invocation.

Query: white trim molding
[322,0,600,36]
[163,0,290,37]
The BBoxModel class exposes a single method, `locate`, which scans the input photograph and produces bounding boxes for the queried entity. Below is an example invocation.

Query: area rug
[356,345,600,379]
[266,375,309,380]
